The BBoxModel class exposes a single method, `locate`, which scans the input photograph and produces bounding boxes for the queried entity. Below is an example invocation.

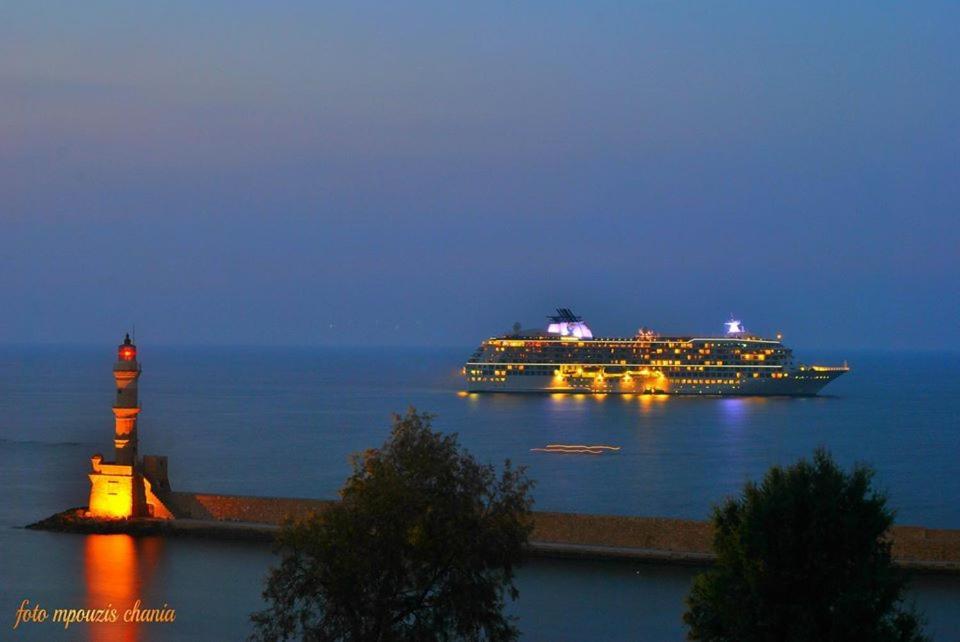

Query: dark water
[1,346,959,640]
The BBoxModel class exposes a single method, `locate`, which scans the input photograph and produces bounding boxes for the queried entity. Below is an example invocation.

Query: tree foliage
[251,408,535,641]
[685,448,927,642]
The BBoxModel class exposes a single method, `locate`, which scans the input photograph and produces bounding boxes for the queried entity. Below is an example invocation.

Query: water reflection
[84,535,162,642]
[638,393,669,414]
[718,398,747,425]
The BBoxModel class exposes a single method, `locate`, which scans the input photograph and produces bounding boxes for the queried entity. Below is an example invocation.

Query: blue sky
[2,2,958,349]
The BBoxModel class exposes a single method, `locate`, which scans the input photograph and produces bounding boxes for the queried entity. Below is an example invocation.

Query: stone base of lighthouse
[88,455,174,520]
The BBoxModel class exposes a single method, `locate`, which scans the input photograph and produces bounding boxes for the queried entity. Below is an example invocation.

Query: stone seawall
[532,512,712,553]
[530,512,960,571]
[154,491,960,573]
[163,492,333,524]
[888,526,960,570]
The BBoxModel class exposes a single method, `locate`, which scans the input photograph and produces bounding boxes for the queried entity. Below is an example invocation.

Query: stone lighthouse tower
[113,334,141,466]
[88,335,172,519]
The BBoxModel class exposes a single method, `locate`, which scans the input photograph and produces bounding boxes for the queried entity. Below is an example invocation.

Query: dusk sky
[3,2,957,350]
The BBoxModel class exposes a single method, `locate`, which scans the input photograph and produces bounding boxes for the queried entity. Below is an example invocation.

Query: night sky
[3,2,958,350]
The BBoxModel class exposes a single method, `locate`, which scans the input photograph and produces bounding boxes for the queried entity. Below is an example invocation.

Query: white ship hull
[465,369,844,396]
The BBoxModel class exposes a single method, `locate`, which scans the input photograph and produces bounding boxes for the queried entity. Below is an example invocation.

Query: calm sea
[1,346,958,640]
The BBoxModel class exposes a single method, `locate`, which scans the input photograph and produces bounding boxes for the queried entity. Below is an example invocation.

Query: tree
[251,408,535,642]
[684,448,927,642]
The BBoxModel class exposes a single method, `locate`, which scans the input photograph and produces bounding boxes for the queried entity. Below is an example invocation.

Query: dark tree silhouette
[251,408,535,641]
[685,448,926,642]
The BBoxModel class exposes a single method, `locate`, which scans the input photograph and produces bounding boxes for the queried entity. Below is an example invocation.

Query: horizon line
[0,341,955,355]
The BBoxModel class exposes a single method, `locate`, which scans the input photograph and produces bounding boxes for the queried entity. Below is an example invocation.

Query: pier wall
[164,492,333,524]
[159,491,960,572]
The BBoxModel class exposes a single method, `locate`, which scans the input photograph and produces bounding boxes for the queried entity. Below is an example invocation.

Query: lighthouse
[113,334,140,466]
[88,335,173,519]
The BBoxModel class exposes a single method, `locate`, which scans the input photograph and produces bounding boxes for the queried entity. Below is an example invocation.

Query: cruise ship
[463,309,848,396]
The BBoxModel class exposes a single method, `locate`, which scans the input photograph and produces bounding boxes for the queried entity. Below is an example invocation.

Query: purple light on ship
[547,321,593,339]
[546,308,594,339]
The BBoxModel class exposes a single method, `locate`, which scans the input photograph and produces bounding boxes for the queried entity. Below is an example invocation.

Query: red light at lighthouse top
[118,334,137,361]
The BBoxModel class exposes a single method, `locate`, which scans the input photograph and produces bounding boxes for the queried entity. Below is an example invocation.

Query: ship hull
[464,369,845,396]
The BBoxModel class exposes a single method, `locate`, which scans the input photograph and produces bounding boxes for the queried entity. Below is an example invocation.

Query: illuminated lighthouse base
[88,456,144,518]
[87,456,172,519]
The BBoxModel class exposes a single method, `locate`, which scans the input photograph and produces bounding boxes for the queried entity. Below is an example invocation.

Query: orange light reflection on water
[84,535,162,642]
[637,393,669,414]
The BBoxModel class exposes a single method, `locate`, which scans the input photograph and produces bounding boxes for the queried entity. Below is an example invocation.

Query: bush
[685,448,926,642]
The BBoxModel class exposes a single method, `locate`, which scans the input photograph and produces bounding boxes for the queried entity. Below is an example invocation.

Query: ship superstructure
[463,309,848,396]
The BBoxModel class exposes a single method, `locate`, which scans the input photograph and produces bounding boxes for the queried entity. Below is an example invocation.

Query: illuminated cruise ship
[463,309,849,396]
